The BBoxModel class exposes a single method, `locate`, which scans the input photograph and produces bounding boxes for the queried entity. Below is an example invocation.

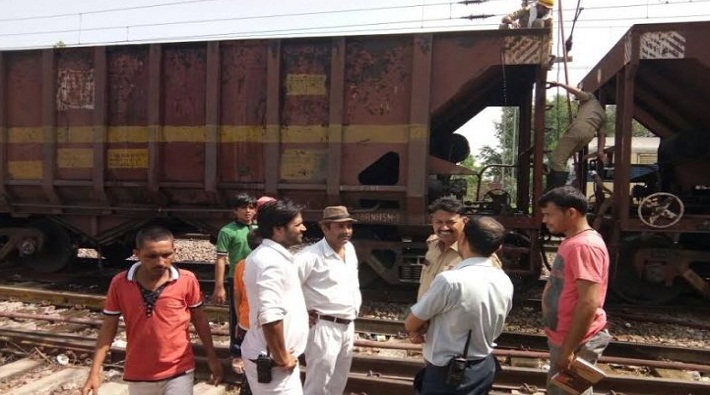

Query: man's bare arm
[263,320,297,370]
[556,279,601,371]
[191,307,224,384]
[212,256,228,304]
[546,81,589,100]
[81,315,119,395]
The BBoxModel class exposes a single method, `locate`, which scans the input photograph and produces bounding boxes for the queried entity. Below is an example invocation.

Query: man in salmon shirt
[539,186,612,395]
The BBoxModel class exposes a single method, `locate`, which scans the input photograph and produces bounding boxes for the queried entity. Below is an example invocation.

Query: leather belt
[317,314,352,325]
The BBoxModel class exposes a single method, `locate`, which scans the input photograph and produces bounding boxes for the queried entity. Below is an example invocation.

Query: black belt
[317,314,352,325]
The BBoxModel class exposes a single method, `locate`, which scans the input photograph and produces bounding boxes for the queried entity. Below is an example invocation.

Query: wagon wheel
[21,220,75,273]
[637,192,684,229]
[611,235,683,305]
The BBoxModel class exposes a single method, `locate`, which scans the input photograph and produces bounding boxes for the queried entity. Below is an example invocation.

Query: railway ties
[0,359,228,395]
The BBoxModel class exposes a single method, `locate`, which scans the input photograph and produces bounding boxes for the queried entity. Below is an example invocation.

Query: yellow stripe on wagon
[4,124,428,144]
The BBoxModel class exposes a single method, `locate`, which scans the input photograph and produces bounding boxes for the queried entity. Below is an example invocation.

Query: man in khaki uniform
[500,0,554,30]
[417,198,503,300]
[546,81,607,190]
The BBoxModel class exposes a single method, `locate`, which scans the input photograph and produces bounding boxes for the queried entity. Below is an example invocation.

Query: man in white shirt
[297,206,361,395]
[405,216,514,395]
[241,199,308,395]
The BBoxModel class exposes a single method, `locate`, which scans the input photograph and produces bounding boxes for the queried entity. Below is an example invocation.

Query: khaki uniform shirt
[417,235,504,300]
[575,91,606,133]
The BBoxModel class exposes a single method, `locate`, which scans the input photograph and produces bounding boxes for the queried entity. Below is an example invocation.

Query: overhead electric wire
[0,0,709,50]
[1,0,707,34]
[0,0,229,22]
[1,7,709,41]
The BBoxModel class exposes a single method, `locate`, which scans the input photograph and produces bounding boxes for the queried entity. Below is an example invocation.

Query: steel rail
[2,285,710,366]
[2,328,709,395]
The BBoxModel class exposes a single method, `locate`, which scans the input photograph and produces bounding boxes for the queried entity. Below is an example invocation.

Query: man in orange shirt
[82,226,223,395]
[231,229,264,395]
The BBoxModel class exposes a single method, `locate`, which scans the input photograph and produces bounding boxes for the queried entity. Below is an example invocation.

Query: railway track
[2,325,709,395]
[2,284,709,368]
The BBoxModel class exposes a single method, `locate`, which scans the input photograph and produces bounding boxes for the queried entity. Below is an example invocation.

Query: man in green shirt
[213,193,256,355]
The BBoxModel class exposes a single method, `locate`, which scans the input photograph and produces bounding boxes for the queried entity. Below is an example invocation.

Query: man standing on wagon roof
[500,0,554,30]
[296,206,361,395]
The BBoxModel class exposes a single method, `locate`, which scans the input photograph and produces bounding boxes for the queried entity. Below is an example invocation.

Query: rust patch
[57,69,95,110]
[280,149,327,181]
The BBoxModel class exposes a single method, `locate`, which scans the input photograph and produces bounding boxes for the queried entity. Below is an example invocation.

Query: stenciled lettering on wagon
[57,69,95,110]
[353,212,400,224]
[640,31,686,60]
[285,74,327,96]
[107,149,148,169]
[503,36,543,65]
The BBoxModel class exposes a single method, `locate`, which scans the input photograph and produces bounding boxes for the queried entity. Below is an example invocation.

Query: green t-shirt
[216,221,254,278]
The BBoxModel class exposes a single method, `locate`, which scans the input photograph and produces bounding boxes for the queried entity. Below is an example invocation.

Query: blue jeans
[416,354,499,395]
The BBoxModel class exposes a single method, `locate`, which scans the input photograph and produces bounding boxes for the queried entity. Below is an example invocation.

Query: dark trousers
[416,354,499,395]
[225,278,239,356]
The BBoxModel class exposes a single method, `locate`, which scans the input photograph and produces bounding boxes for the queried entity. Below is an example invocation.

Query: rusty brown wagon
[0,28,555,286]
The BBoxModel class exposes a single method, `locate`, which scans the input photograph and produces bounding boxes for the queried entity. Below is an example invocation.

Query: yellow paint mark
[163,126,206,143]
[108,126,149,143]
[280,149,327,181]
[281,125,328,143]
[409,124,429,142]
[286,74,327,96]
[344,125,410,144]
[107,148,148,169]
[7,161,42,179]
[8,128,44,144]
[328,124,343,143]
[57,148,93,168]
[220,125,266,143]
[57,127,94,143]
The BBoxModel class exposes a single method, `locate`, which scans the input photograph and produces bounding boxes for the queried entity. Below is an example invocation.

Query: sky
[1,0,708,156]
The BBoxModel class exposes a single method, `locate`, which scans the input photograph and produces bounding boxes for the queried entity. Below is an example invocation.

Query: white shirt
[410,257,514,366]
[296,238,361,320]
[241,239,309,360]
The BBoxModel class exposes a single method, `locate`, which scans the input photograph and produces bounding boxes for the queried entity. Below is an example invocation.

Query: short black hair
[538,186,588,214]
[230,193,256,209]
[247,229,263,250]
[428,197,464,215]
[256,198,303,239]
[463,216,505,257]
[135,226,174,249]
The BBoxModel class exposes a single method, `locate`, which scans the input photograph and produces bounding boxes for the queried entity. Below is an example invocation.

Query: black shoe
[546,171,569,191]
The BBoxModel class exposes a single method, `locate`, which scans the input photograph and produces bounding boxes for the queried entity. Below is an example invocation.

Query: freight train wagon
[0,28,553,286]
[579,21,710,304]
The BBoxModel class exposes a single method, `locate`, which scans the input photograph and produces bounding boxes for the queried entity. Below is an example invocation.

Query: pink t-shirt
[543,229,609,346]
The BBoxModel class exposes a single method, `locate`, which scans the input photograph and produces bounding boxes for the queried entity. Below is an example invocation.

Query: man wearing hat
[296,206,362,395]
[500,0,554,30]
